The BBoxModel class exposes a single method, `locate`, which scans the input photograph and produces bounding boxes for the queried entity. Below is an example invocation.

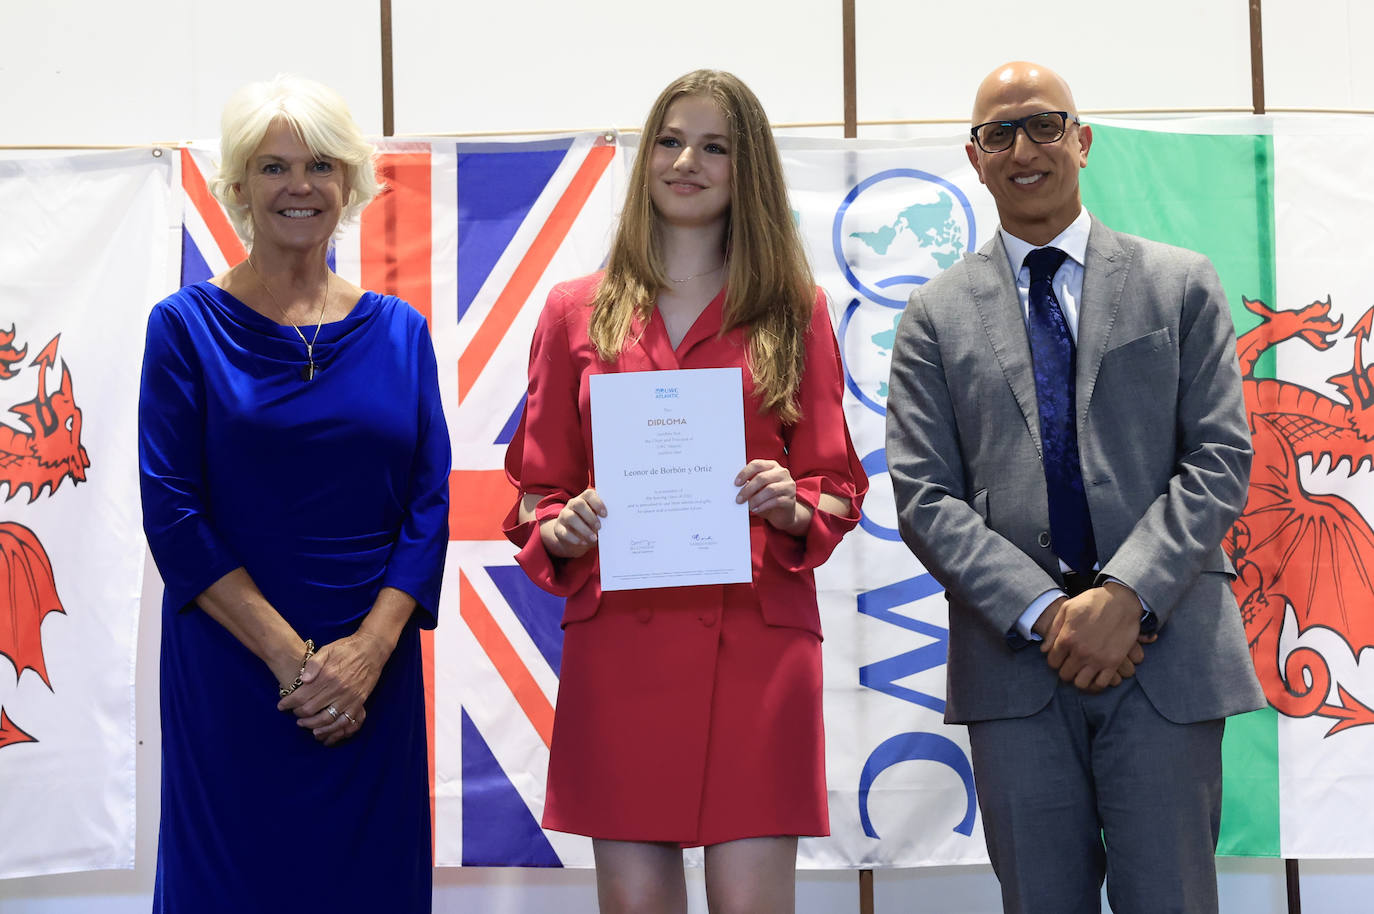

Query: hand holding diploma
[540,487,607,559]
[583,367,847,590]
[539,460,810,566]
[734,459,809,536]
[590,368,760,590]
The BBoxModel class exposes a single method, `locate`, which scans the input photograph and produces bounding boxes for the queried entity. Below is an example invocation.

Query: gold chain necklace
[667,262,725,284]
[245,257,330,381]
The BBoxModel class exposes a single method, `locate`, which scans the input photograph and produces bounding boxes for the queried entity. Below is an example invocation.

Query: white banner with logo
[787,141,1000,866]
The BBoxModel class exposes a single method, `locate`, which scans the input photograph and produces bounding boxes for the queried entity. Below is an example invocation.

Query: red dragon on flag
[1226,295,1374,736]
[0,325,88,749]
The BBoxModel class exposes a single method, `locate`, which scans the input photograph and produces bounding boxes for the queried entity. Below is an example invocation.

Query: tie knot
[1025,246,1068,285]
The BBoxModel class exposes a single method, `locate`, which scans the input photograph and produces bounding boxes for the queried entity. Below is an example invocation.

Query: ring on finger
[326,705,339,721]
[342,711,357,725]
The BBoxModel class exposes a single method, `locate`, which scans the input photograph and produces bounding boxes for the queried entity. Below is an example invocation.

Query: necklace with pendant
[667,262,725,284]
[245,257,330,381]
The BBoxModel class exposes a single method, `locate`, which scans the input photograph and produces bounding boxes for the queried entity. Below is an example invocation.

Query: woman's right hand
[539,487,606,558]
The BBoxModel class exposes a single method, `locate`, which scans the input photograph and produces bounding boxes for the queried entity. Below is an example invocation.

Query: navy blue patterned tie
[1025,246,1097,575]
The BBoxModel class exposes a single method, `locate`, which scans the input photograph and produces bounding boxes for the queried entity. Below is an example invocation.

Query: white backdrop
[6,0,1373,144]
[3,1,1373,911]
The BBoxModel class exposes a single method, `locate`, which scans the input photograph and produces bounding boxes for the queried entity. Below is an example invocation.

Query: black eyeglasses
[970,111,1079,153]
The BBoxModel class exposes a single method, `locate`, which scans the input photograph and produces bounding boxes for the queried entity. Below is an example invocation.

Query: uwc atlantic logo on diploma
[589,368,751,591]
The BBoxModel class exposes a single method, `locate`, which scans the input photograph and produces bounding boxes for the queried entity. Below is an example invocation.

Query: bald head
[964,60,1091,245]
[972,61,1078,126]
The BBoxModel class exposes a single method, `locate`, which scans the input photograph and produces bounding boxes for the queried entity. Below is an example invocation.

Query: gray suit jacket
[886,217,1265,725]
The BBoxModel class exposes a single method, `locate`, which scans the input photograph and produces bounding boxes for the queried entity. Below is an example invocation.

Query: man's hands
[1032,581,1157,693]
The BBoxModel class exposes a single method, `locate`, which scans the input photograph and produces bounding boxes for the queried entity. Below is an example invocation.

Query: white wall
[6,0,1372,146]
[2,1,1373,911]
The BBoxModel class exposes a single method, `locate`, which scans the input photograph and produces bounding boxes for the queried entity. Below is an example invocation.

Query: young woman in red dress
[504,69,867,914]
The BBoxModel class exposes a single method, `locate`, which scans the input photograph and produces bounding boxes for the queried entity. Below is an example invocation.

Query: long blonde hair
[589,70,815,423]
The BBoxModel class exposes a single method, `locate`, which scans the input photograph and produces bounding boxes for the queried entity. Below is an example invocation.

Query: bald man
[886,62,1264,913]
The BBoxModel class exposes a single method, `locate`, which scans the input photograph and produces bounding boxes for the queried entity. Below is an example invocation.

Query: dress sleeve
[138,299,243,612]
[380,314,452,628]
[769,290,868,571]
[502,285,598,596]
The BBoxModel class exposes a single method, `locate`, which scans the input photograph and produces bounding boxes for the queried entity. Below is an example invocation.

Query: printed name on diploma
[622,465,714,476]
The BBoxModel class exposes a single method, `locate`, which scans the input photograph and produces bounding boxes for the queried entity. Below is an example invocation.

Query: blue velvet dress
[138,282,449,913]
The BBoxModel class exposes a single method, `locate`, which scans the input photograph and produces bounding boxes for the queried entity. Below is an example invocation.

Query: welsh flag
[0,148,176,876]
[1083,119,1374,857]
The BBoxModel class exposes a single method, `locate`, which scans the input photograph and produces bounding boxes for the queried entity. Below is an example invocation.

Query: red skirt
[541,583,827,846]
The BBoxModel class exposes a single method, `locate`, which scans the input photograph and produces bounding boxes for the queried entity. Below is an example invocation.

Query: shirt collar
[999,207,1092,276]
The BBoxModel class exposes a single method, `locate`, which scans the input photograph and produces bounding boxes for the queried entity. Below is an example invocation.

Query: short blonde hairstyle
[210,74,380,245]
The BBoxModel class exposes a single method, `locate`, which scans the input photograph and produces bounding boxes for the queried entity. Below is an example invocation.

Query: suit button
[1038,532,1051,548]
[699,612,717,626]
[636,608,652,623]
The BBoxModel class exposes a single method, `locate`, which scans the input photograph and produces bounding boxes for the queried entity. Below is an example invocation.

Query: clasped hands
[275,629,391,746]
[540,459,809,559]
[1032,580,1157,694]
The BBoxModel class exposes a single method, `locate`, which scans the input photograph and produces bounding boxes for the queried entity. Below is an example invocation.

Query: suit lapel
[1076,219,1130,429]
[968,235,1044,455]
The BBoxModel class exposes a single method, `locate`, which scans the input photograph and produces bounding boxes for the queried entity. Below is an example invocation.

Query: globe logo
[832,168,978,416]
[832,168,977,308]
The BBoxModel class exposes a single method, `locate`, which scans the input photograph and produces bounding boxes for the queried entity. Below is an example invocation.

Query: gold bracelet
[278,639,315,697]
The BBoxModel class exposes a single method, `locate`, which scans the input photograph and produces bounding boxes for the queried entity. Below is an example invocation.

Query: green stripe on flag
[1080,126,1277,352]
[1217,708,1280,856]
[1080,125,1281,856]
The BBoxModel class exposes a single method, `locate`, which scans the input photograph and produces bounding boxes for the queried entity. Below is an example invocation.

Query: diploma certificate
[590,367,751,591]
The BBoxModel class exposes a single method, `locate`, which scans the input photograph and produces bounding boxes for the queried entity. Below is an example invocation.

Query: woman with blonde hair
[139,74,448,912]
[505,69,866,913]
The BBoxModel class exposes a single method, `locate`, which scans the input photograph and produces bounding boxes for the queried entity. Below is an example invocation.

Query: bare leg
[703,836,799,914]
[592,839,687,914]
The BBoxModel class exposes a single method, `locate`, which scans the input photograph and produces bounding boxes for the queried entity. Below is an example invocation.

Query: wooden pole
[859,867,875,914]
[1257,30,1282,914]
[1286,858,1302,914]
[1248,0,1266,114]
[842,0,857,138]
[845,0,863,886]
[380,0,395,136]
